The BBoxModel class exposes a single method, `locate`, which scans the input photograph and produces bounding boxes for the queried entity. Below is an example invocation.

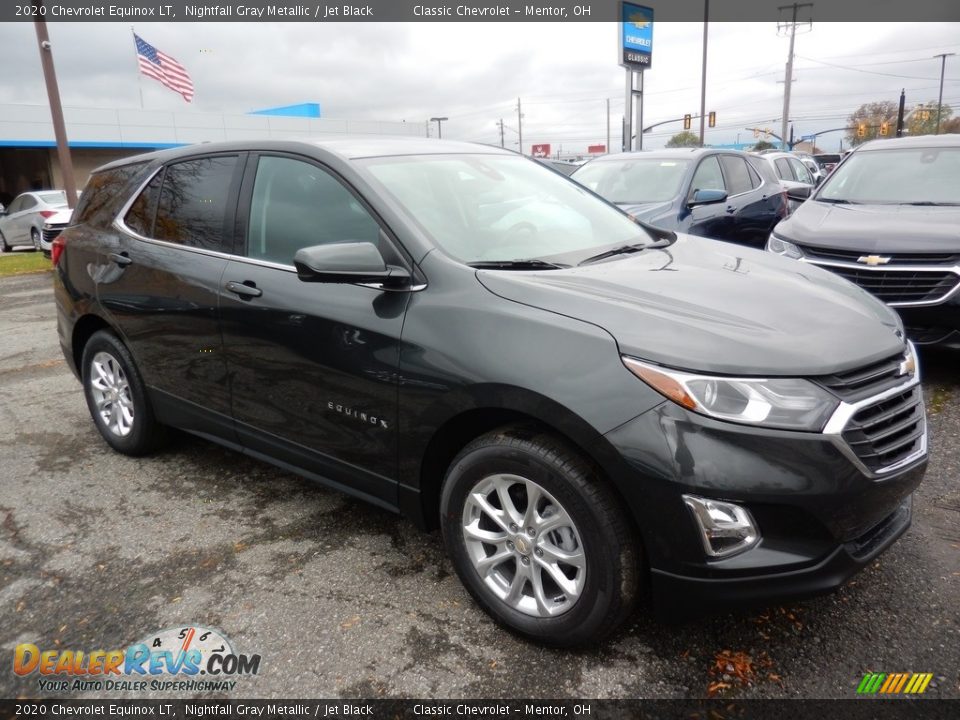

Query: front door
[219,154,410,507]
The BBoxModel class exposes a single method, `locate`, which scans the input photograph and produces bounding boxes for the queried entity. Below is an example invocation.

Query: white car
[0,190,69,252]
[40,208,74,257]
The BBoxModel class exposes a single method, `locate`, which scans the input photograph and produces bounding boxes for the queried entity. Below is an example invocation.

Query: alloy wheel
[461,473,586,618]
[88,351,135,437]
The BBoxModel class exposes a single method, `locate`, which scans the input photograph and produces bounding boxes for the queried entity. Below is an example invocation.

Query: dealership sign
[620,2,653,70]
[588,144,607,154]
[531,144,551,158]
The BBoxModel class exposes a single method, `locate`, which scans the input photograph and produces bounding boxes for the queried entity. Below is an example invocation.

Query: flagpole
[131,26,144,109]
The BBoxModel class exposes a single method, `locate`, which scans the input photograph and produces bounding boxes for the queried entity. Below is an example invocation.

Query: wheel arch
[71,313,114,377]
[401,386,643,537]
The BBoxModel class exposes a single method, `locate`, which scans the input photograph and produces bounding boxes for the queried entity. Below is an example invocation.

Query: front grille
[42,226,63,244]
[841,386,925,472]
[799,245,960,265]
[824,266,958,304]
[817,353,908,402]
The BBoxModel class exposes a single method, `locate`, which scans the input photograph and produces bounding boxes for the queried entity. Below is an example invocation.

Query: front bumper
[603,394,926,615]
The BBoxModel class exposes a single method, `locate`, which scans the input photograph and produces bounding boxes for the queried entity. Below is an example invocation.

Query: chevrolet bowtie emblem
[857,255,892,266]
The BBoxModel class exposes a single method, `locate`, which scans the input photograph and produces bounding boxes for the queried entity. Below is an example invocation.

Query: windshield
[361,154,649,264]
[818,147,960,204]
[572,158,691,204]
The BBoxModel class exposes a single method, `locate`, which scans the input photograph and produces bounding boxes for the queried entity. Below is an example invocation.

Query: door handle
[725,205,736,214]
[225,280,262,298]
[109,252,132,267]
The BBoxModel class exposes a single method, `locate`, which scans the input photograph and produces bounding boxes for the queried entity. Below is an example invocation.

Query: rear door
[99,153,245,438]
[12,195,37,243]
[218,153,410,507]
[720,155,778,247]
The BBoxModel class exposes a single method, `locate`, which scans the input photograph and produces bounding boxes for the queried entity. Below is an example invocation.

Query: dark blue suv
[572,148,789,247]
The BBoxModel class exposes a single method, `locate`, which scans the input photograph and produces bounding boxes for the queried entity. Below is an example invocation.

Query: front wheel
[31,228,41,251]
[440,427,640,646]
[81,330,167,456]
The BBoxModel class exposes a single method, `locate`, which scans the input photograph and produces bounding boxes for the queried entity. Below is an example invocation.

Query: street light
[934,53,955,134]
[430,116,448,139]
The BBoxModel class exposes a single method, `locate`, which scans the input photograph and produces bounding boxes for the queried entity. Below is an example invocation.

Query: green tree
[847,101,898,146]
[666,131,700,148]
[752,140,776,151]
[907,102,954,137]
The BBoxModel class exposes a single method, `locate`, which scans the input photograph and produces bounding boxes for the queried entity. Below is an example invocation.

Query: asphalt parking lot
[1,269,958,700]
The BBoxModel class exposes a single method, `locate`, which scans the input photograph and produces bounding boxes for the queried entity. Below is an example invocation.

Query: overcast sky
[0,21,958,153]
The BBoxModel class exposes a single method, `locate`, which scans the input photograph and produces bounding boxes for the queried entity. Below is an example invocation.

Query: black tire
[440,426,640,647]
[81,330,168,456]
[31,228,41,251]
[0,231,9,252]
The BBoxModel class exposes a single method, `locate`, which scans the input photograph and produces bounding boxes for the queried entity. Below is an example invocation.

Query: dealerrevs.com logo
[13,625,261,693]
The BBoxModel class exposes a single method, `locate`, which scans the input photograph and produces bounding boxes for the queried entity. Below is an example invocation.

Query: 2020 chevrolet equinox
[53,138,927,646]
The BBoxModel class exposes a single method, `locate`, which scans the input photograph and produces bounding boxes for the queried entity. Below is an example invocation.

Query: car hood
[476,235,904,376]
[778,200,960,252]
[615,200,674,223]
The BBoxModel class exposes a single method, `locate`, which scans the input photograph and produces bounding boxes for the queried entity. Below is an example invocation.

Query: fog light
[683,495,759,558]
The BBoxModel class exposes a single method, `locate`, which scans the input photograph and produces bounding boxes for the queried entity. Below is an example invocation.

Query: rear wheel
[31,228,41,251]
[440,426,640,646]
[81,330,167,456]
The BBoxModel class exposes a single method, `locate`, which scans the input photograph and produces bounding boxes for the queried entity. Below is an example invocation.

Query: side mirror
[294,242,411,288]
[786,185,812,201]
[689,188,728,206]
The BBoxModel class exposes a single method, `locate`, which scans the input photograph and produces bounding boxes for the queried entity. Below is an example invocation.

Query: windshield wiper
[468,259,568,270]
[577,243,647,266]
[817,198,858,204]
[901,201,959,206]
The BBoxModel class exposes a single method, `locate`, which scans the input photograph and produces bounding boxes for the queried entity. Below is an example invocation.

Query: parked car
[571,148,789,247]
[768,134,960,349]
[40,208,74,258]
[0,190,69,252]
[54,138,925,645]
[813,153,844,174]
[792,151,825,185]
[751,151,817,212]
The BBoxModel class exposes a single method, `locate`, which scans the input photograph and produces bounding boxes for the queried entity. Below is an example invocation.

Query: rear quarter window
[73,162,150,227]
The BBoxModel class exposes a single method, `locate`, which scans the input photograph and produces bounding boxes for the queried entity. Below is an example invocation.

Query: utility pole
[777,3,813,151]
[699,0,709,147]
[896,89,906,137]
[497,118,505,148]
[34,5,78,209]
[517,98,523,155]
[934,53,955,134]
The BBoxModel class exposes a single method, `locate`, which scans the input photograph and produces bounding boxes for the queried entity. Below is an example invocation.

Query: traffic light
[880,121,889,136]
[708,111,716,128]
[857,122,866,137]
[683,114,692,130]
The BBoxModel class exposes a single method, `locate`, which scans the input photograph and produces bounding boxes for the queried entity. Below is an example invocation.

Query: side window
[74,163,148,227]
[20,195,37,210]
[124,170,164,237]
[7,196,23,213]
[746,162,762,189]
[774,158,794,181]
[719,156,753,196]
[690,156,725,194]
[789,158,813,184]
[246,155,380,265]
[154,156,239,252]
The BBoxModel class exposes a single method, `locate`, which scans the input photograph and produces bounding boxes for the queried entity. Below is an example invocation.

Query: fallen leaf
[341,615,361,629]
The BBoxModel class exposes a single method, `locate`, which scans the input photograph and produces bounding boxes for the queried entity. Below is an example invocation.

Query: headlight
[622,357,839,431]
[766,233,803,260]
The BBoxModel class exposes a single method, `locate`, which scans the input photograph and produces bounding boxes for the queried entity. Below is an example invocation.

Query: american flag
[134,33,194,102]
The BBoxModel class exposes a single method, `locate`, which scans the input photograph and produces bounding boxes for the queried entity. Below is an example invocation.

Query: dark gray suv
[53,138,926,645]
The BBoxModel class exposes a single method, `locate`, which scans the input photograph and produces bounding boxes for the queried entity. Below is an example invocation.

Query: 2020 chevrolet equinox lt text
[53,138,927,646]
